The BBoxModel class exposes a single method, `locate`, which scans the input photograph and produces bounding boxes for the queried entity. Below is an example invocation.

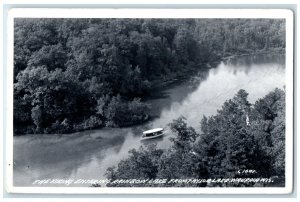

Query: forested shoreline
[13,18,285,134]
[103,88,286,187]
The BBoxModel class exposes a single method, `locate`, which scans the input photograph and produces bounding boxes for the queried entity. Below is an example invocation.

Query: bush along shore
[13,19,285,134]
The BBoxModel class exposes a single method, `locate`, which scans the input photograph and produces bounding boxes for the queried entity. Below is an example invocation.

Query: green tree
[15,66,94,133]
[250,88,285,178]
[27,43,67,70]
[105,144,164,187]
[104,95,150,127]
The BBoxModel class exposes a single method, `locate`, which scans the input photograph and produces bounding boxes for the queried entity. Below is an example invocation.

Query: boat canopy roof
[143,128,163,134]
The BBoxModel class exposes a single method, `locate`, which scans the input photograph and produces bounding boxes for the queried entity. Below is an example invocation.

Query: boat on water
[141,128,164,140]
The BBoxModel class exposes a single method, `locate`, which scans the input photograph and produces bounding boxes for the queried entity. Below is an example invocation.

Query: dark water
[13,53,285,187]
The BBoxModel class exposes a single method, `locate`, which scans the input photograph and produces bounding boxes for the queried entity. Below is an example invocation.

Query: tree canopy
[13,18,285,134]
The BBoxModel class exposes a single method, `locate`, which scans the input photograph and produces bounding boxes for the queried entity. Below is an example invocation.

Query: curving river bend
[13,53,285,187]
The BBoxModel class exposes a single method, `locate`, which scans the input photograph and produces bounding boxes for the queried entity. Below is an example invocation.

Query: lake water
[13,53,285,187]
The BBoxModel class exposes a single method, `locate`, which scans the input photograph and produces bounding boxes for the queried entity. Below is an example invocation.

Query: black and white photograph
[5,8,294,194]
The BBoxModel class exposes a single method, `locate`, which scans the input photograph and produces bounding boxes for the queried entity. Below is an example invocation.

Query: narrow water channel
[13,53,285,187]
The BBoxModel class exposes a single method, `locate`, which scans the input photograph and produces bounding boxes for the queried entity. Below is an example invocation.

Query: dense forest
[13,18,285,134]
[104,88,286,187]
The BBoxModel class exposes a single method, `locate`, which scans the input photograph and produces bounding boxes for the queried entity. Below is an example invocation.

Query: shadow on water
[145,65,213,118]
[13,130,127,186]
[224,53,285,67]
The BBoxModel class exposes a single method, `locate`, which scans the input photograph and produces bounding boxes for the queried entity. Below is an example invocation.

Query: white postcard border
[5,8,294,194]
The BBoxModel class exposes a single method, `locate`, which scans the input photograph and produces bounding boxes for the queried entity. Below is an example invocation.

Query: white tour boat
[141,128,164,140]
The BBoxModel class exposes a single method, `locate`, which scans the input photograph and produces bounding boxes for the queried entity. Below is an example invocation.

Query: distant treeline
[13,18,285,134]
[103,88,286,187]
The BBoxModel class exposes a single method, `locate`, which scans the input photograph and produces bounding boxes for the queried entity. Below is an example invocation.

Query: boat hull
[140,132,164,140]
